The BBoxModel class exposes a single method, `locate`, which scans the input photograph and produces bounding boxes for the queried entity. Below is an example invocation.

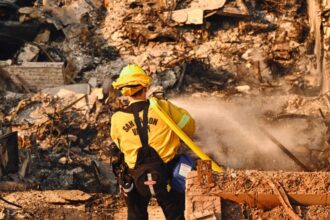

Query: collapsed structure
[0,0,330,219]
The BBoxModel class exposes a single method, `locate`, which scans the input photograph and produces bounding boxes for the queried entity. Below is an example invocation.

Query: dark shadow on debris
[181,59,236,93]
[0,0,119,87]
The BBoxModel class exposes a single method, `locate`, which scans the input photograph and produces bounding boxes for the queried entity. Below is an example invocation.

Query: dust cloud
[170,95,326,171]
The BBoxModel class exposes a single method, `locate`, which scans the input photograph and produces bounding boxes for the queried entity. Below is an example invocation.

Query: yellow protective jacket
[110,99,195,168]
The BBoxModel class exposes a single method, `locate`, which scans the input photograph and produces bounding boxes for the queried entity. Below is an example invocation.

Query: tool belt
[129,102,167,197]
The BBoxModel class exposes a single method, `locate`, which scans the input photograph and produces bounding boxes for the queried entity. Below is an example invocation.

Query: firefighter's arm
[110,115,123,176]
[110,115,120,148]
[164,100,196,137]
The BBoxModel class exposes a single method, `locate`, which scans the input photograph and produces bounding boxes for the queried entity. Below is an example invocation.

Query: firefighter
[110,64,195,220]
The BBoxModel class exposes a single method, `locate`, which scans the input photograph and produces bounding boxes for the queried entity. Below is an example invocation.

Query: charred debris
[0,0,330,218]
[0,0,324,94]
[1,0,330,186]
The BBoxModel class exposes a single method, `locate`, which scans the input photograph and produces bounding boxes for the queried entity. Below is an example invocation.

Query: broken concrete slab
[185,195,221,220]
[171,8,204,25]
[17,44,40,62]
[0,60,12,67]
[190,0,226,10]
[0,190,92,209]
[42,83,89,96]
[41,83,99,112]
[2,62,65,91]
[169,0,229,25]
[169,0,248,24]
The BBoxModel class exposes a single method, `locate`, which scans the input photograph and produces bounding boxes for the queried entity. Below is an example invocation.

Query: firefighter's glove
[109,142,125,177]
[109,142,121,164]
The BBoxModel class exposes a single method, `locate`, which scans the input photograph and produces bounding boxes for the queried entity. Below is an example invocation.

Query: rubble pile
[0,190,120,219]
[0,0,326,93]
[101,0,317,93]
[0,86,120,191]
[0,0,118,86]
[222,201,330,219]
[186,170,330,219]
[0,93,26,136]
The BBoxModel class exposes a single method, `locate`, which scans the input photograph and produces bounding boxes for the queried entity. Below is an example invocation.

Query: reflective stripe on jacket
[110,99,195,168]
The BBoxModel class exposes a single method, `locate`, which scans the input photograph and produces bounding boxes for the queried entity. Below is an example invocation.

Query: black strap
[132,102,149,148]
[120,100,148,113]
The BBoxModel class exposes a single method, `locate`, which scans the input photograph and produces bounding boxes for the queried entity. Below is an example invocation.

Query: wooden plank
[0,181,37,191]
[268,179,301,220]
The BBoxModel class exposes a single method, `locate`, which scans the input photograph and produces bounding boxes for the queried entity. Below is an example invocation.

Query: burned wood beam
[268,179,301,220]
[0,196,22,208]
[260,128,311,172]
[0,181,37,191]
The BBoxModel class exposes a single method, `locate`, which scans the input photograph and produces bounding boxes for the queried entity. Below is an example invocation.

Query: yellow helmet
[112,64,152,96]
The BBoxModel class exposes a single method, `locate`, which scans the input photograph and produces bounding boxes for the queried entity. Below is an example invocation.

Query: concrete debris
[2,62,65,91]
[153,68,179,89]
[0,190,91,208]
[42,83,90,96]
[169,0,248,25]
[186,170,330,219]
[170,8,204,24]
[235,85,250,93]
[0,86,118,192]
[0,0,324,93]
[190,0,226,10]
[98,0,321,93]
[17,44,40,63]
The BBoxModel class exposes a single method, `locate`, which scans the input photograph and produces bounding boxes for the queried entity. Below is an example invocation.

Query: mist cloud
[170,95,326,171]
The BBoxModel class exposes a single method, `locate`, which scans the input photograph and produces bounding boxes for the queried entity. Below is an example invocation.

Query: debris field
[0,0,330,219]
